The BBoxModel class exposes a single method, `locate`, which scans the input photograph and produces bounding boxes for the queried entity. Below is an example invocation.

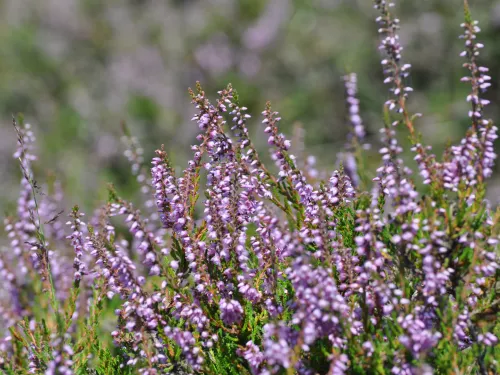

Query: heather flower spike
[341,73,367,187]
[374,0,437,187]
[0,2,499,374]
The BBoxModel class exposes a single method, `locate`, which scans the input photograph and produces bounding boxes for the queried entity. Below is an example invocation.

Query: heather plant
[0,1,499,374]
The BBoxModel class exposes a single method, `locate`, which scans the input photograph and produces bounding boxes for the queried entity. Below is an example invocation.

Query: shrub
[0,1,498,374]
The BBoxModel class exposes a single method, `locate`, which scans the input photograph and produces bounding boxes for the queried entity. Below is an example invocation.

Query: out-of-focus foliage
[0,0,500,212]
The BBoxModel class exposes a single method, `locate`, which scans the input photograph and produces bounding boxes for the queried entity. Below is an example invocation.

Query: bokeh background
[1,0,500,214]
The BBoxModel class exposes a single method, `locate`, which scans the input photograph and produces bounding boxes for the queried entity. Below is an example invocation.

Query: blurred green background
[1,0,500,214]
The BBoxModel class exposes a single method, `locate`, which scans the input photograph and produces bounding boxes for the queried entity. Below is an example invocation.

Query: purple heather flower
[66,208,87,283]
[164,327,204,370]
[480,123,498,178]
[477,332,498,347]
[374,1,438,183]
[398,314,441,358]
[171,294,209,332]
[2,6,500,371]
[110,201,166,277]
[122,133,158,222]
[459,19,491,131]
[374,1,411,114]
[344,73,366,141]
[219,299,244,326]
[237,341,263,374]
[442,130,480,191]
[443,16,498,192]
[287,258,351,350]
[454,308,472,349]
[328,170,355,206]
[262,322,296,369]
[151,148,186,231]
[328,353,349,375]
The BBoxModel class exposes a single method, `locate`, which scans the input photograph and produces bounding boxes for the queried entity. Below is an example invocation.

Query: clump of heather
[0,1,499,374]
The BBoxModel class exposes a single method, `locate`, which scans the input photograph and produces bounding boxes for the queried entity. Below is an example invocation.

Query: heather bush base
[0,1,499,374]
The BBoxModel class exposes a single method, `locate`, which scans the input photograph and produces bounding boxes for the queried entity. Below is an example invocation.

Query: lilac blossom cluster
[0,1,499,374]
